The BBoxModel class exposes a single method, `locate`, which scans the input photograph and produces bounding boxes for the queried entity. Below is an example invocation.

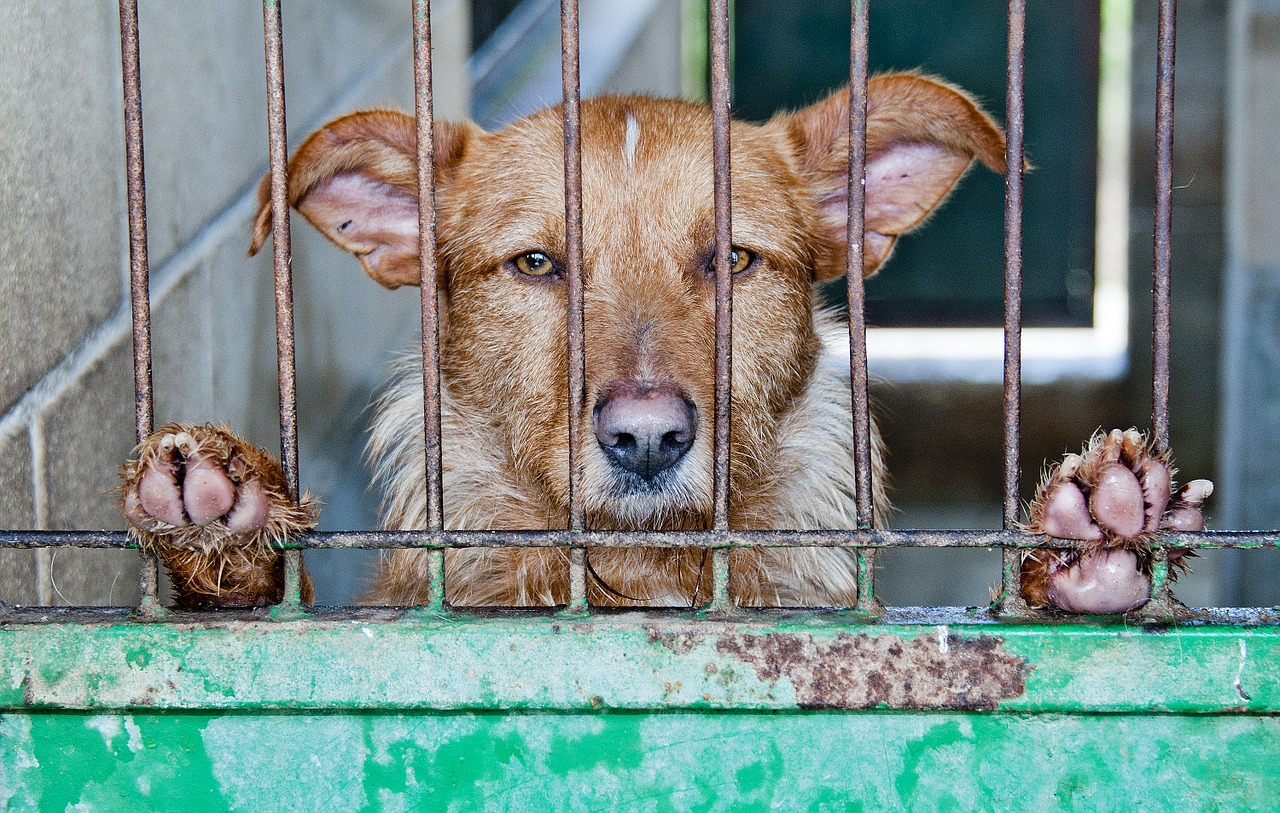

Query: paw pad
[1021,429,1212,614]
[121,423,311,549]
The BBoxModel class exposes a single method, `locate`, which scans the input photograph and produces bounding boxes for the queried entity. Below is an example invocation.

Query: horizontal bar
[5,529,1277,551]
[4,610,1278,712]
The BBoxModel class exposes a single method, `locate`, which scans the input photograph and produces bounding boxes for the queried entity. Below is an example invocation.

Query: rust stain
[714,631,1029,710]
[648,628,698,656]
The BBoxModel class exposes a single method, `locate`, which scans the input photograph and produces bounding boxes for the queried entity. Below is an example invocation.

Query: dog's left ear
[777,72,1009,279]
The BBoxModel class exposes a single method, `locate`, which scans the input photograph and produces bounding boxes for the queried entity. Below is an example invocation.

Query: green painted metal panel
[4,609,1277,809]
[3,711,1277,811]
[2,609,1277,713]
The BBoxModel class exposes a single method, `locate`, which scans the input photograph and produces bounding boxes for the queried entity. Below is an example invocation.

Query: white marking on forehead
[623,112,641,166]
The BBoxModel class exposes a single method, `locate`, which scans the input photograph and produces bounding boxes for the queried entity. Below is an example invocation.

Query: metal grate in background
[1,0,1276,621]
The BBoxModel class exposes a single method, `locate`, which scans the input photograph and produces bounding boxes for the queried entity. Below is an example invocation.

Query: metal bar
[562,0,585,532]
[846,1,872,530]
[998,0,1028,616]
[1143,0,1179,618]
[707,0,733,609]
[10,528,1275,552]
[707,547,731,610]
[412,0,444,536]
[412,0,447,611]
[118,0,163,618]
[262,0,304,608]
[119,0,152,445]
[561,0,588,612]
[1002,0,1026,531]
[709,0,733,535]
[568,547,587,611]
[1141,546,1181,620]
[847,0,880,617]
[1000,547,1027,615]
[1151,0,1176,455]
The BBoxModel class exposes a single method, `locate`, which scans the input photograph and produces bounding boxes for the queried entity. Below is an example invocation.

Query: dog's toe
[121,423,319,607]
[1021,428,1212,613]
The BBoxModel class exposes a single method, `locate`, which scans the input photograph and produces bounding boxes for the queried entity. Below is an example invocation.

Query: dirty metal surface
[4,610,1278,809]
[2,609,1277,714]
[3,711,1278,812]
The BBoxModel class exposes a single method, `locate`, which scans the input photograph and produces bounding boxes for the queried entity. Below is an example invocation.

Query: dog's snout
[594,384,697,480]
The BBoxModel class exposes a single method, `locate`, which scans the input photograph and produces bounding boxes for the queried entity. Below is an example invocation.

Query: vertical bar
[708,0,733,609]
[846,0,872,530]
[1151,0,1176,455]
[118,0,163,617]
[262,0,304,608]
[999,0,1028,614]
[847,0,880,616]
[1144,0,1178,619]
[412,0,447,611]
[562,0,588,612]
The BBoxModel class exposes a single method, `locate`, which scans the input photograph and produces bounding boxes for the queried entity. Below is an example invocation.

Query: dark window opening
[734,0,1101,329]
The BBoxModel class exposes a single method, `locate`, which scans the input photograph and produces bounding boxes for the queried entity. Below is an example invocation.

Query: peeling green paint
[2,610,1278,713]
[2,608,1277,809]
[2,712,1278,811]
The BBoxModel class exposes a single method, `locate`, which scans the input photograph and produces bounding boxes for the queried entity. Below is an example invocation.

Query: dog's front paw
[122,424,317,607]
[1020,428,1212,614]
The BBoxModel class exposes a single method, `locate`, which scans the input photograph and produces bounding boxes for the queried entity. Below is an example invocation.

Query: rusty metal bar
[118,0,163,617]
[119,0,152,445]
[261,0,304,608]
[412,0,443,536]
[1143,0,1178,618]
[411,0,447,611]
[1151,0,1175,455]
[707,0,733,609]
[561,0,588,611]
[709,547,730,610]
[1002,0,1026,531]
[10,528,1274,552]
[998,0,1028,616]
[846,0,880,616]
[846,2,872,530]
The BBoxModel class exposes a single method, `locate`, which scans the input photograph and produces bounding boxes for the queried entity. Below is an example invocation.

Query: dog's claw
[1022,428,1212,613]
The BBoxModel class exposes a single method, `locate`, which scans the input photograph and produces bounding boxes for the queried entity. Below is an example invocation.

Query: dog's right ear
[248,110,481,290]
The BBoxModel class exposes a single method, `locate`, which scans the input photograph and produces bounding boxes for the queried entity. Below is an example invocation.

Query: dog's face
[251,74,1005,529]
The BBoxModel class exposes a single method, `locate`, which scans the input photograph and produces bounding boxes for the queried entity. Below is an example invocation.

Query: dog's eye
[706,248,755,277]
[511,251,559,278]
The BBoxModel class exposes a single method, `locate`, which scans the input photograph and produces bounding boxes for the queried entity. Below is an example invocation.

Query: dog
[121,72,1209,613]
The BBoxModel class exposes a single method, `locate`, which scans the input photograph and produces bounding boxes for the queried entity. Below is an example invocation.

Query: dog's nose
[594,384,697,480]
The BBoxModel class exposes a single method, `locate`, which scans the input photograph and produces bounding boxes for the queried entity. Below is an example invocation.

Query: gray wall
[0,0,470,605]
[1220,0,1280,603]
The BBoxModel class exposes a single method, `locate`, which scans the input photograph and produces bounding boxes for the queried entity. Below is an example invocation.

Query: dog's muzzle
[593,382,697,482]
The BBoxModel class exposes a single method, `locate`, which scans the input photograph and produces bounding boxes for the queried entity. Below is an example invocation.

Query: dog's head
[251,73,1005,529]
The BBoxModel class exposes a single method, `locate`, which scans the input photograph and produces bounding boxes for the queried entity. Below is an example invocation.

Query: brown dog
[126,72,1205,613]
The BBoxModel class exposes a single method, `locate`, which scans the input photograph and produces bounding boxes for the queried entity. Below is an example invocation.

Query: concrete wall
[0,0,471,605]
[1220,0,1280,604]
